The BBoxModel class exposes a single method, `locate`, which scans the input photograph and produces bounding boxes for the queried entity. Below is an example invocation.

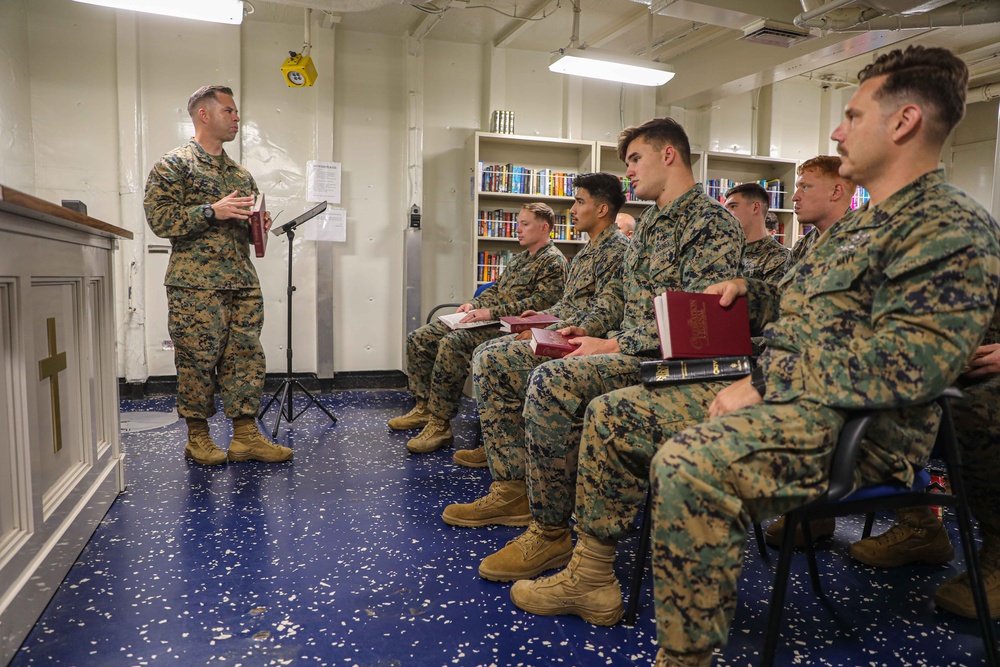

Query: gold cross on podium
[38,317,66,453]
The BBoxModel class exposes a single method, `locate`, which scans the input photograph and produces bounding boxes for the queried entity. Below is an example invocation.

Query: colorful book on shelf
[529,328,578,358]
[438,312,499,330]
[499,313,561,333]
[640,355,753,386]
[652,291,752,359]
[249,193,267,258]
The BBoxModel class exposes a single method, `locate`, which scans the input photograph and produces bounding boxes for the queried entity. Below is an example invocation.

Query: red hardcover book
[652,291,752,359]
[249,193,267,258]
[500,313,561,333]
[529,328,578,358]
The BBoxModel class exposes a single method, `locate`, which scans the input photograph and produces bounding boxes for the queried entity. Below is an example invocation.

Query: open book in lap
[438,312,499,330]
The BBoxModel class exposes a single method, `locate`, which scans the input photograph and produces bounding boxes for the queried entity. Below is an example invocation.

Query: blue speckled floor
[9,390,996,666]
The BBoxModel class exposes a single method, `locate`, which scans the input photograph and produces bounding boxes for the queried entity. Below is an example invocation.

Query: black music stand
[258,201,338,437]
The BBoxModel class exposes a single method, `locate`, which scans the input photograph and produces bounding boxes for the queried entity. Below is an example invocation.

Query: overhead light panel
[72,0,244,24]
[549,48,674,87]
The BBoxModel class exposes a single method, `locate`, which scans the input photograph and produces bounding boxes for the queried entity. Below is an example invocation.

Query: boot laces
[473,484,503,509]
[243,428,283,452]
[872,522,928,546]
[189,432,219,453]
[413,419,445,441]
[508,523,546,556]
[403,405,427,419]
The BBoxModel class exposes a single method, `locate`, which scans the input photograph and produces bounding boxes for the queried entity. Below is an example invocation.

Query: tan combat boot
[184,418,227,466]
[228,417,293,463]
[510,531,624,626]
[764,515,835,548]
[406,417,453,453]
[850,505,954,567]
[442,480,531,527]
[934,538,1000,618]
[453,445,488,468]
[388,399,430,430]
[479,521,572,582]
[655,647,715,667]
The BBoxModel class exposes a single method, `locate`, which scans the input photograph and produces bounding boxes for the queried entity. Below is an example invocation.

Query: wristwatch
[750,364,767,399]
[202,203,216,221]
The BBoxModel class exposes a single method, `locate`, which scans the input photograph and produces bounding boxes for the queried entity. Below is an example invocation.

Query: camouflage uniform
[472,225,629,481]
[740,234,789,285]
[787,226,821,271]
[644,170,1000,654]
[144,140,264,420]
[405,241,566,422]
[950,310,1000,545]
[522,185,745,528]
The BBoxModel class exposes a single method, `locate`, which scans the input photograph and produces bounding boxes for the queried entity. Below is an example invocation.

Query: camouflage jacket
[746,170,1000,485]
[471,241,567,319]
[740,234,789,285]
[589,184,745,354]
[144,140,260,290]
[543,224,629,328]
[786,226,821,271]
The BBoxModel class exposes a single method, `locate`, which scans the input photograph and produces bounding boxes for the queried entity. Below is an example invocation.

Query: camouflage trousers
[404,320,505,421]
[574,380,729,540]
[952,374,1000,543]
[167,286,265,420]
[472,335,551,481]
[650,400,844,654]
[522,353,643,526]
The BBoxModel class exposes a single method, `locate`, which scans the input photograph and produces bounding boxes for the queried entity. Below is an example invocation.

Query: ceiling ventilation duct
[740,19,816,47]
[794,0,1000,31]
[273,0,426,11]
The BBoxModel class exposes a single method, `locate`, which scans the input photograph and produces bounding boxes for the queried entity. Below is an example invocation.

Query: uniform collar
[851,169,947,229]
[588,223,621,246]
[652,183,705,221]
[189,139,235,170]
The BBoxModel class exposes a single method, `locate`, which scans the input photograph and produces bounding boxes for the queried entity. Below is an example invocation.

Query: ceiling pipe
[570,0,581,48]
[302,7,312,57]
[793,0,862,28]
[796,0,1000,31]
[266,0,406,11]
[968,83,1000,103]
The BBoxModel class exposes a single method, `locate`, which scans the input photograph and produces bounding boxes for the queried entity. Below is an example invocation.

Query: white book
[437,312,499,330]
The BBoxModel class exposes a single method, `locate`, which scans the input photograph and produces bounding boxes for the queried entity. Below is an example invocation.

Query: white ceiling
[247,0,1000,107]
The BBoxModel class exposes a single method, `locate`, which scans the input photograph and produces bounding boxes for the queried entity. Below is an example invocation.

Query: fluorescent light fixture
[72,0,244,24]
[549,48,674,87]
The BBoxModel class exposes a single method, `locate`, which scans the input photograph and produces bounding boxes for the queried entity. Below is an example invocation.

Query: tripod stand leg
[268,380,292,439]
[258,384,282,421]
[292,380,338,423]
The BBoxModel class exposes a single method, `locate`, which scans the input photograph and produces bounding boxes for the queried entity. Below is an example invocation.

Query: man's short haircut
[187,85,235,119]
[764,211,779,232]
[573,172,627,219]
[522,202,555,228]
[858,45,968,144]
[617,117,692,169]
[798,155,855,192]
[724,182,769,213]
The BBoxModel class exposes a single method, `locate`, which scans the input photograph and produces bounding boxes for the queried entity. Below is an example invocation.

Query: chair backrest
[425,282,496,324]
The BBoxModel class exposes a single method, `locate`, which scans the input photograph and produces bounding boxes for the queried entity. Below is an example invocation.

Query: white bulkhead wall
[4,0,997,380]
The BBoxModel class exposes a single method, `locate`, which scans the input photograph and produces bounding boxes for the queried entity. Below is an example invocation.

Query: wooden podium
[0,185,131,664]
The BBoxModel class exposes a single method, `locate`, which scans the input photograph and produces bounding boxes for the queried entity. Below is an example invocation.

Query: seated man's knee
[438,331,471,357]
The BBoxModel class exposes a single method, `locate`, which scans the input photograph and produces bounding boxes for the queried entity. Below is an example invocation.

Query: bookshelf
[700,152,799,248]
[467,132,596,287]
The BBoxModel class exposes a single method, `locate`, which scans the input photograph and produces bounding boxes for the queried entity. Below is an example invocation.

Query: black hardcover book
[640,355,753,386]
